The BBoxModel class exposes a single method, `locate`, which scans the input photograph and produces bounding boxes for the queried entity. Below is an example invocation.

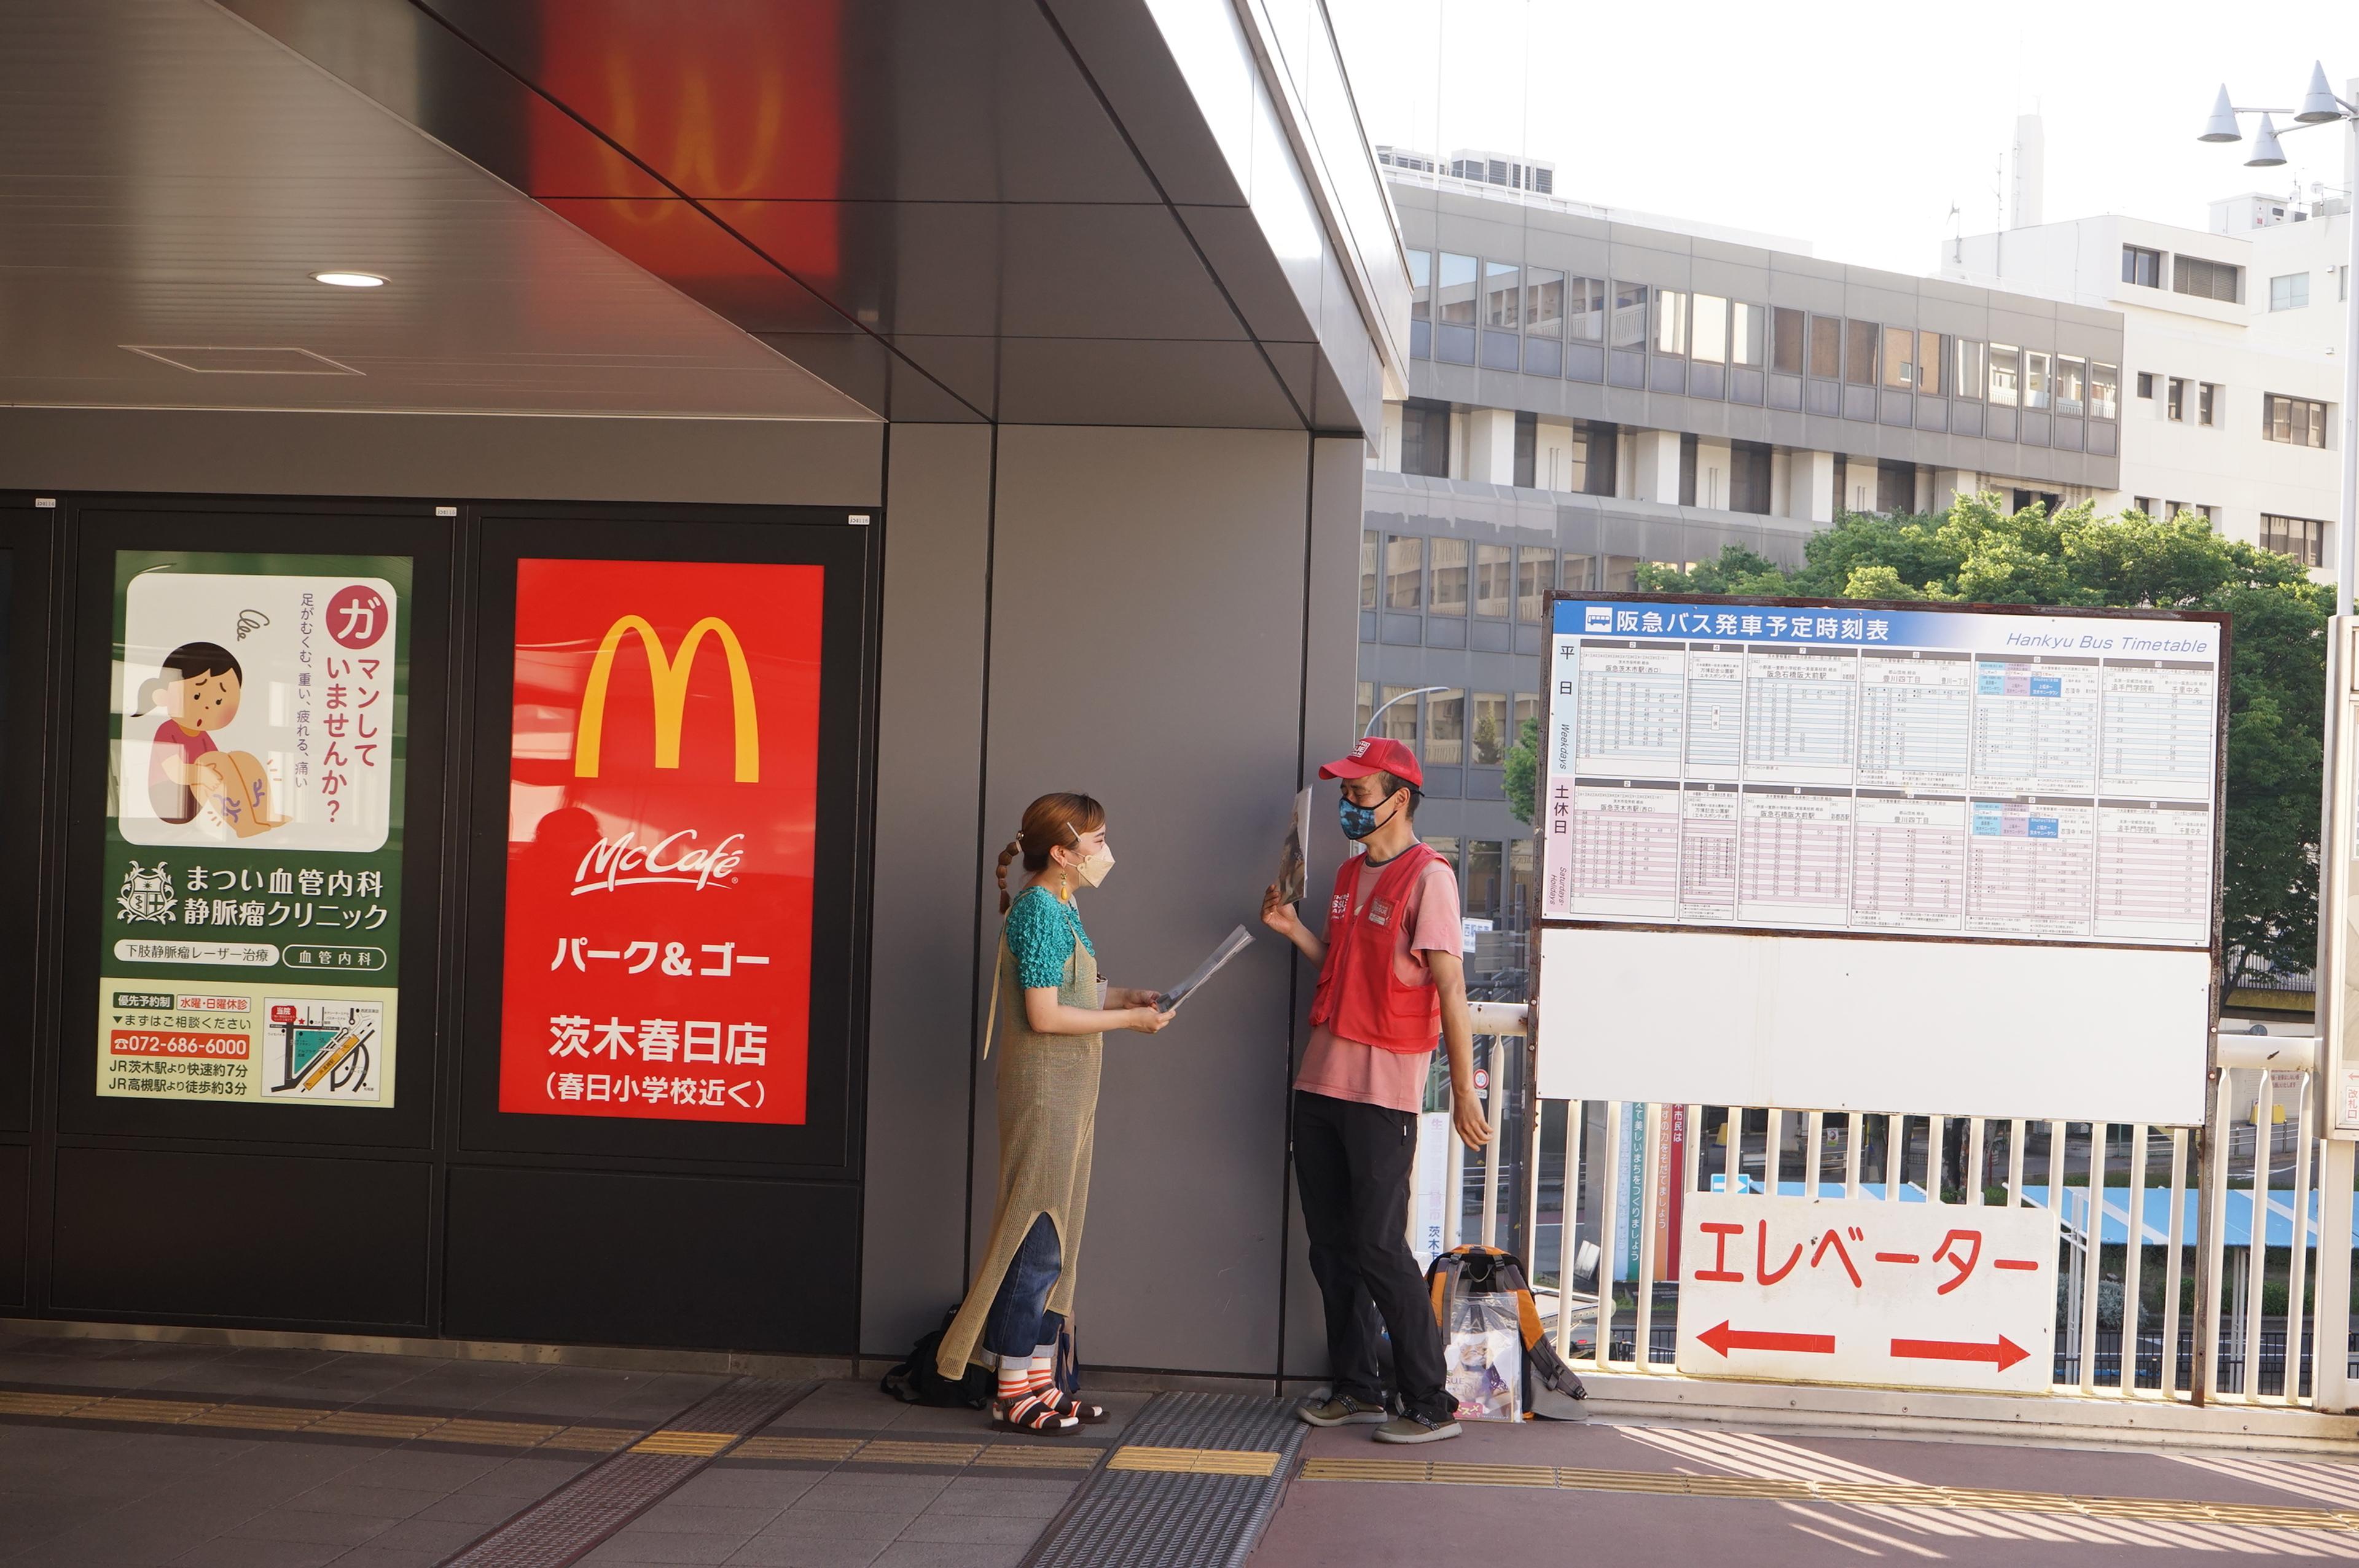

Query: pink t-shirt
[1293,849,1461,1114]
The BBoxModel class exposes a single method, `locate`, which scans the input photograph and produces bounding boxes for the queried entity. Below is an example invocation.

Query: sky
[1330,0,2359,275]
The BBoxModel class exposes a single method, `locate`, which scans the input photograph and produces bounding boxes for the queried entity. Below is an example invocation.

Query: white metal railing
[1443,1008,2352,1411]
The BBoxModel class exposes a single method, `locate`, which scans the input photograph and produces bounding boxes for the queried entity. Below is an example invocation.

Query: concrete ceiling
[0,0,874,420]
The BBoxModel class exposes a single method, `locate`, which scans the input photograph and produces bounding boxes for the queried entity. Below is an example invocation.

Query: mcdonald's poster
[98,552,409,1107]
[496,557,823,1125]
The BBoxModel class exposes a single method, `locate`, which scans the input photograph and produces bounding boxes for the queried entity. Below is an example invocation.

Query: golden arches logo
[574,615,759,783]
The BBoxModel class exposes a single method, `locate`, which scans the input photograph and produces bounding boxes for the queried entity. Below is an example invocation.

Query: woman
[936,792,1175,1433]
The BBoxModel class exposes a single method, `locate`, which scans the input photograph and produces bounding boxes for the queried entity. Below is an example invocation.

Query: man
[1262,736,1492,1445]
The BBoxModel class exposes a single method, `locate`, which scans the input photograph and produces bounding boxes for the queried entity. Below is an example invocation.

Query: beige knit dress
[936,899,1102,1376]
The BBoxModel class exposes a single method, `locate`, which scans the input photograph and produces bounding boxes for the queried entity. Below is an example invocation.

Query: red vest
[1307,843,1442,1055]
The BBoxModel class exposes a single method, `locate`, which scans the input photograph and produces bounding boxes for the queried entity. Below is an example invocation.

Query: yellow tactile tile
[1108,1445,1281,1478]
[728,1435,864,1462]
[629,1429,737,1456]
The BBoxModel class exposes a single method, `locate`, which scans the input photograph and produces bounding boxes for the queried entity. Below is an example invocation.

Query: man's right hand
[1259,881,1302,940]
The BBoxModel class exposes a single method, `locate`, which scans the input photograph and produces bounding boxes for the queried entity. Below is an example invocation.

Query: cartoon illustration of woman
[138,641,286,837]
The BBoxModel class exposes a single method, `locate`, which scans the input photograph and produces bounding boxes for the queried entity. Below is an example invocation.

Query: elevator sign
[495,558,824,1124]
[1673,1193,2058,1393]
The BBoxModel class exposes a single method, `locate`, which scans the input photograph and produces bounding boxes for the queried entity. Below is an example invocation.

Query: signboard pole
[2311,618,2359,1410]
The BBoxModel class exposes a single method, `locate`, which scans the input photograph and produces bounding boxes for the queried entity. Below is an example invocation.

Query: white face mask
[1064,829,1114,889]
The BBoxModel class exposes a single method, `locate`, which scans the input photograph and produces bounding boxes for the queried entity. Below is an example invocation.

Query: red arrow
[1696,1320,1835,1358]
[1890,1335,2029,1371]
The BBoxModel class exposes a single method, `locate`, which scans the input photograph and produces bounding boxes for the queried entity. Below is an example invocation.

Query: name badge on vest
[1368,897,1395,927]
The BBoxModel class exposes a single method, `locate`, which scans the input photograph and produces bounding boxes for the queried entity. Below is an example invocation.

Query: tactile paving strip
[0,1386,641,1453]
[440,1378,810,1568]
[1020,1392,1304,1568]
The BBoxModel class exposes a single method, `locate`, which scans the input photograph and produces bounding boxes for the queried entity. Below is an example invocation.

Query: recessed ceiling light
[311,271,386,288]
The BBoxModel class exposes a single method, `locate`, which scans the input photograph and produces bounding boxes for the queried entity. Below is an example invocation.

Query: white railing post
[2121,1124,2148,1395]
[2196,1069,2232,1403]
[2317,1139,2355,1411]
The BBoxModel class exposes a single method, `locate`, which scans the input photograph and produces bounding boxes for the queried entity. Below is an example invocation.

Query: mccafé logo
[573,829,747,894]
[575,614,760,782]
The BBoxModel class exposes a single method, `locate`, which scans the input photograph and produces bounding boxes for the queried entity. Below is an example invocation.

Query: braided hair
[995,792,1106,913]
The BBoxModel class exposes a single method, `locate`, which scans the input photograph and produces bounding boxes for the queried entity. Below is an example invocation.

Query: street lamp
[1362,685,1449,739]
[2199,63,2359,611]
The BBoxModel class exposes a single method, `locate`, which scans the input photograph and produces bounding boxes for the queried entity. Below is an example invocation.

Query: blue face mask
[1339,791,1397,841]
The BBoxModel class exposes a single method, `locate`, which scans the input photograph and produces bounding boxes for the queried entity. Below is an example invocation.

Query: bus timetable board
[1539,597,2224,948]
[1532,595,2226,1128]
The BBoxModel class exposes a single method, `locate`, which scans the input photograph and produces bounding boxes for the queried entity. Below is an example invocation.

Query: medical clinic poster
[99,552,408,1107]
[496,558,821,1125]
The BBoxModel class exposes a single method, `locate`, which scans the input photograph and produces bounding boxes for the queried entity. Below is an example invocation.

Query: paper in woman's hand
[1154,924,1256,1012]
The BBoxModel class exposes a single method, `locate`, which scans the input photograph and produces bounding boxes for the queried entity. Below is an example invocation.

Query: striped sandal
[992,1391,1079,1434]
[1038,1387,1107,1424]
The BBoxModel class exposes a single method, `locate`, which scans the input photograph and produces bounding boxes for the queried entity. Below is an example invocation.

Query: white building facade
[1941,194,2348,570]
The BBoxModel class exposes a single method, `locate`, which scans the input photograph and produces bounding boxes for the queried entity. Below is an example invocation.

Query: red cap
[1318,736,1423,789]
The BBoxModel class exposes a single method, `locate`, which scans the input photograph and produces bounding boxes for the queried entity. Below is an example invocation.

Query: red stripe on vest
[1307,842,1442,1055]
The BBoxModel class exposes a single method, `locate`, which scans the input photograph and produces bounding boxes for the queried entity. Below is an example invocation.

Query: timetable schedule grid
[1539,608,2222,950]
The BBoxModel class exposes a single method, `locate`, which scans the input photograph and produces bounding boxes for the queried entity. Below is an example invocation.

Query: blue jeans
[982,1212,1065,1360]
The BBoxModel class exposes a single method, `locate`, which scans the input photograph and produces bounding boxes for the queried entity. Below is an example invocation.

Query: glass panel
[1569,276,1606,342]
[2024,350,2050,410]
[1430,538,1468,615]
[1485,260,1521,329]
[1844,319,1880,384]
[1603,555,1641,591]
[1955,339,1985,400]
[1516,548,1555,621]
[1525,268,1564,340]
[1654,289,1688,356]
[1437,254,1478,325]
[1773,307,1806,374]
[1513,693,1539,734]
[1466,841,1503,916]
[1471,693,1509,765]
[1408,251,1431,322]
[2054,356,2084,416]
[1732,302,1766,367]
[2090,362,2118,419]
[1989,344,2019,405]
[1509,838,1535,924]
[1559,556,1594,592]
[1917,330,1944,396]
[1379,684,1420,749]
[1427,691,1465,765]
[1359,529,1378,609]
[1356,681,1372,737]
[1809,314,1842,378]
[1691,294,1727,364]
[2199,382,2216,426]
[1474,544,1513,617]
[1612,281,1648,348]
[1385,535,1423,610]
[1882,325,1914,389]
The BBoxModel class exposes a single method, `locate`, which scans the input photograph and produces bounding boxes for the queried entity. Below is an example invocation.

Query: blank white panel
[1535,926,2210,1126]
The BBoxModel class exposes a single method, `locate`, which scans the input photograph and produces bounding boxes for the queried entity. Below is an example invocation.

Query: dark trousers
[1293,1090,1454,1421]
[981,1212,1066,1361]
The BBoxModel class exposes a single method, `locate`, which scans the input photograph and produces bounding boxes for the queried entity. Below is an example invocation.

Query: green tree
[1503,496,2330,978]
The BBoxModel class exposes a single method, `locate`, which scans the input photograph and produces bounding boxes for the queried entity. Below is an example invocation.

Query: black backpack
[881,1308,997,1409]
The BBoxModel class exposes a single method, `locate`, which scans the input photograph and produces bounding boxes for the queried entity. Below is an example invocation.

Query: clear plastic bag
[1443,1291,1523,1422]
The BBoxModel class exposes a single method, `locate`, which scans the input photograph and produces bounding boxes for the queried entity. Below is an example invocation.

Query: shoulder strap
[982,922,1008,1061]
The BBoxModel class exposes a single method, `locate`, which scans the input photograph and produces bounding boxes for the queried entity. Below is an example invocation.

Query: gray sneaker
[1296,1394,1389,1427]
[1372,1411,1463,1445]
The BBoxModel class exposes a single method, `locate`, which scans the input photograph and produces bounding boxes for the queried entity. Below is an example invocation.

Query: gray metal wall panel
[978,426,1312,1376]
[861,424,996,1356]
[0,408,883,504]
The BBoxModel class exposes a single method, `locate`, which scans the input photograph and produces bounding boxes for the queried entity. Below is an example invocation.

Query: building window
[1552,417,1616,496]
[1881,325,1915,391]
[1525,268,1564,341]
[1466,841,1503,918]
[1360,529,1379,610]
[1772,307,1806,373]
[1427,690,1465,765]
[2266,392,2330,447]
[2262,513,2326,567]
[1731,440,1774,515]
[1471,693,1509,765]
[2270,272,2310,311]
[2135,371,2154,400]
[2198,382,2218,427]
[2133,496,2158,517]
[2173,255,2240,302]
[1484,260,1520,329]
[1356,682,1373,736]
[1474,545,1512,618]
[1516,548,1555,621]
[2024,351,2051,410]
[1385,536,1424,610]
[2054,356,2085,417]
[2011,489,2062,515]
[1569,276,1606,342]
[1917,330,1944,395]
[2122,245,2162,287]
[1877,459,1915,514]
[1509,839,1535,925]
[1603,556,1641,590]
[1400,400,1450,477]
[1732,302,1766,367]
[1955,339,1985,400]
[1844,319,1880,385]
[1691,294,1727,364]
[1611,282,1648,349]
[1513,412,1536,489]
[2090,362,2119,419]
[1654,290,1689,356]
[1430,538,1468,616]
[1513,693,1539,738]
[1809,314,1842,379]
[1434,252,1477,363]
[1989,344,2019,405]
[2167,377,2185,421]
[1678,432,1698,507]
[1379,684,1421,749]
